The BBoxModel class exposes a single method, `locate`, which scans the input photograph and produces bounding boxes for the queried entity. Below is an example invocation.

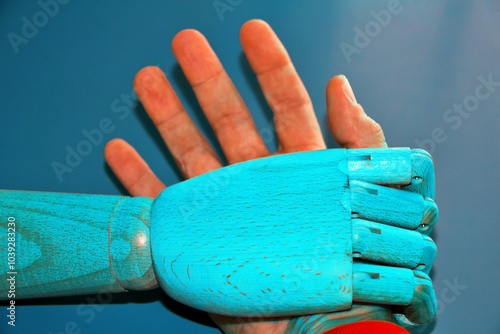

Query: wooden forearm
[0,191,157,299]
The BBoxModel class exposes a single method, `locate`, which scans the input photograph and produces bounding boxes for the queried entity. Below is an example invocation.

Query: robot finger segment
[352,219,436,271]
[350,180,427,230]
[352,262,415,305]
[346,148,412,185]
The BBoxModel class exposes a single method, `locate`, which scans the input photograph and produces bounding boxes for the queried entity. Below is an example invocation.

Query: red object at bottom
[322,321,410,334]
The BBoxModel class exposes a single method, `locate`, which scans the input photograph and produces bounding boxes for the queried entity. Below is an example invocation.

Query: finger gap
[133,94,184,182]
[238,53,278,152]
[170,64,228,165]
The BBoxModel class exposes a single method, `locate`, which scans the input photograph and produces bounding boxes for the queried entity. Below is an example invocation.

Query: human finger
[171,29,269,163]
[326,75,388,149]
[240,19,325,153]
[134,66,223,178]
[104,138,166,197]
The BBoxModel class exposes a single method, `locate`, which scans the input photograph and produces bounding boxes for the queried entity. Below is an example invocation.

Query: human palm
[105,19,388,334]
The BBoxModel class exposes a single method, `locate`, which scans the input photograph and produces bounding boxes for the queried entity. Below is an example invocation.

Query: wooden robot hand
[0,147,438,330]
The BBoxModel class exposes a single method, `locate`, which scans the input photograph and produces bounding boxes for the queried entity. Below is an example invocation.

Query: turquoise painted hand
[0,147,438,329]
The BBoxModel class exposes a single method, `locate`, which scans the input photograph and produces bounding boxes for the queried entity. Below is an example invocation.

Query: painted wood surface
[0,147,438,328]
[0,191,157,299]
[345,148,412,185]
[402,149,438,235]
[150,147,435,320]
[151,149,354,317]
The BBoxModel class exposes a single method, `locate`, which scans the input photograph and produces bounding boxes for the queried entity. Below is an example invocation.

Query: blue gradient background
[1,1,499,333]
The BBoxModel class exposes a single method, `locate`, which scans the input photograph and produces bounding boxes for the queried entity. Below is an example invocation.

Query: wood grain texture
[350,180,426,230]
[150,148,417,317]
[399,270,436,325]
[345,148,412,185]
[152,149,353,316]
[352,218,430,269]
[0,191,156,299]
[352,262,415,305]
[402,149,438,235]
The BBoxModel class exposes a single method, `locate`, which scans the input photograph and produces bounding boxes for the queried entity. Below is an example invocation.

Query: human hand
[105,19,393,334]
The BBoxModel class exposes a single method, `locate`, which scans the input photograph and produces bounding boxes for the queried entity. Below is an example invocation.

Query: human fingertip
[134,66,166,95]
[341,75,357,105]
[105,137,121,151]
[326,74,343,94]
[327,75,358,106]
[135,65,158,80]
[171,28,206,52]
[334,74,346,82]
[173,28,203,40]
[240,18,271,43]
[241,18,269,31]
[104,138,126,159]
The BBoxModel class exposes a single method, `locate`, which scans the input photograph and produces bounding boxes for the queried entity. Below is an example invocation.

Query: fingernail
[342,75,357,105]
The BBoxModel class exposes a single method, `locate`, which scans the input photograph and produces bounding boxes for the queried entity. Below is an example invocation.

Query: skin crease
[104,19,388,334]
